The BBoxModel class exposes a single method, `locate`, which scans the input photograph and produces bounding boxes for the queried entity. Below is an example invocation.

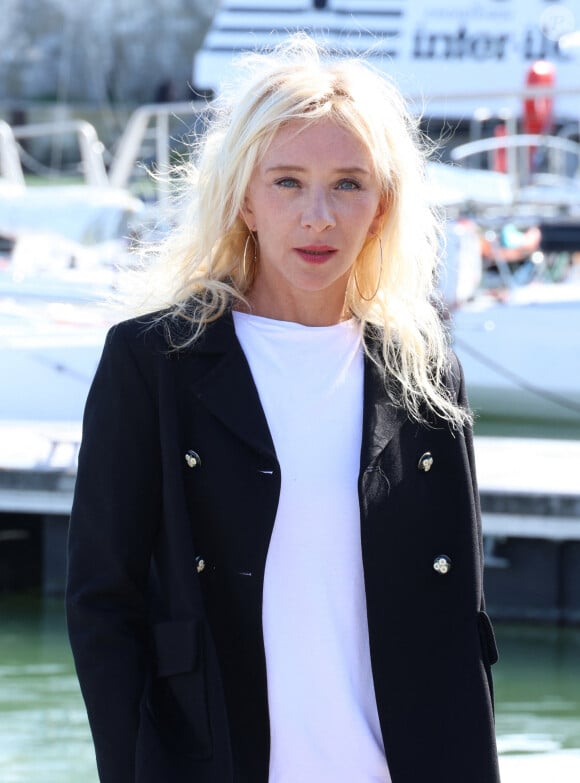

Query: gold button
[185,450,201,468]
[433,555,451,575]
[418,451,433,472]
[195,556,206,574]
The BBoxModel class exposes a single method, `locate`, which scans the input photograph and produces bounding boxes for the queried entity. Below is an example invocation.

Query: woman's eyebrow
[264,164,371,175]
[264,165,307,174]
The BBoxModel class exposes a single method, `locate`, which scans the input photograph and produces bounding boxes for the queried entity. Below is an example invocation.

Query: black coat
[66,311,500,783]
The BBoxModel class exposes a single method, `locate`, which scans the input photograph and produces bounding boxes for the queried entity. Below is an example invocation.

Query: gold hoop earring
[242,231,257,281]
[354,235,383,302]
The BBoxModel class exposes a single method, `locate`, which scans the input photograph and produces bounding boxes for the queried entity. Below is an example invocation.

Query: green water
[474,416,580,442]
[1,596,579,782]
[0,596,96,783]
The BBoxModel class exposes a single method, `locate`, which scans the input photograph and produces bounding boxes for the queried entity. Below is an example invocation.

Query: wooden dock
[0,423,579,621]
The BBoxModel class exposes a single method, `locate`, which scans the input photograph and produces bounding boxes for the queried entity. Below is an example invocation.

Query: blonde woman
[67,35,500,783]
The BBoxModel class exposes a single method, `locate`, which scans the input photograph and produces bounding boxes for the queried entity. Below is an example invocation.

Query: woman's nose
[300,188,335,231]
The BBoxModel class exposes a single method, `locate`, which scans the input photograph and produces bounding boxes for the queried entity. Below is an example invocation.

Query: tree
[0,0,221,104]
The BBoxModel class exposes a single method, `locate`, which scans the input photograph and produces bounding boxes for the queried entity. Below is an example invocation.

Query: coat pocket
[146,618,212,759]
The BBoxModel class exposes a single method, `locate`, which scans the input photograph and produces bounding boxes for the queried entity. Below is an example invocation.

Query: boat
[193,0,580,121]
[446,133,580,424]
[452,282,580,423]
[0,120,144,301]
[0,294,110,426]
[0,119,141,428]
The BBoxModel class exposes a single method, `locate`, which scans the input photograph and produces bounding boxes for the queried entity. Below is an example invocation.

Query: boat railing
[108,101,206,208]
[0,120,25,186]
[450,134,580,196]
[10,120,109,188]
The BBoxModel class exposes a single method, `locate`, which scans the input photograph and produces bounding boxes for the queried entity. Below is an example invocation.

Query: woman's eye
[275,178,300,188]
[336,179,361,191]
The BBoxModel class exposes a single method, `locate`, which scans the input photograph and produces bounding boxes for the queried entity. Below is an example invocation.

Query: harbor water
[0,595,579,782]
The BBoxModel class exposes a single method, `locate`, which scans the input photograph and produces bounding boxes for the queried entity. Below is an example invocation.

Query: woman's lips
[294,245,338,264]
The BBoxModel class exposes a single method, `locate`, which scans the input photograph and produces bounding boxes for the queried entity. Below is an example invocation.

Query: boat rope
[452,336,580,417]
[30,353,93,384]
[15,140,82,179]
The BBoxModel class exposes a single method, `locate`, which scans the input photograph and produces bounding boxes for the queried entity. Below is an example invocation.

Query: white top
[233,311,390,783]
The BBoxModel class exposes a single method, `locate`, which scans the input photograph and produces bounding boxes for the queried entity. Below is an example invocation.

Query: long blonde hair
[131,34,469,427]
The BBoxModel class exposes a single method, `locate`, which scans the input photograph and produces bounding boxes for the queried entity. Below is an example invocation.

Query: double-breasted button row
[188,449,433,474]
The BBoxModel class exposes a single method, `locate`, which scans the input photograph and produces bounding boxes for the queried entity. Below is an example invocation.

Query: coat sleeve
[66,321,162,782]
[451,351,486,611]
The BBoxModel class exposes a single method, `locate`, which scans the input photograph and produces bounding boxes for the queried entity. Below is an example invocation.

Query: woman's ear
[239,201,256,233]
[369,192,389,236]
[369,205,385,236]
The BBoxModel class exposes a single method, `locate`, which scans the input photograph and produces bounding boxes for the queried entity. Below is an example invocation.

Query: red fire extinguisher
[523,60,555,134]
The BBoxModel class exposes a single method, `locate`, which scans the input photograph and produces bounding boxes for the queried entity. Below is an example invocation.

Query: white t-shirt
[233,311,390,783]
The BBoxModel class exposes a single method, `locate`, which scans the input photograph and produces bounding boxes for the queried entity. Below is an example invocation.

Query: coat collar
[175,311,409,469]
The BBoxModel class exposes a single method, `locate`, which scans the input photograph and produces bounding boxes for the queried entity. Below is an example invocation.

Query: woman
[66,35,500,783]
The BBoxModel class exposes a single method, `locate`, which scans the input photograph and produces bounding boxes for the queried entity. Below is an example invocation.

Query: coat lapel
[174,313,407,471]
[360,336,410,470]
[176,311,277,461]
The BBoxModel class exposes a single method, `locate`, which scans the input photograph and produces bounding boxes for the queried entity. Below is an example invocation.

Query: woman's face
[241,118,384,324]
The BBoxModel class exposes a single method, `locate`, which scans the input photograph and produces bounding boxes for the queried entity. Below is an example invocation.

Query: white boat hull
[453,286,580,423]
[0,297,109,424]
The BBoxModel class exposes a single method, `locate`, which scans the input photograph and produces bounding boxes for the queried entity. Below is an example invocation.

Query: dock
[1,423,579,623]
[475,437,580,624]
